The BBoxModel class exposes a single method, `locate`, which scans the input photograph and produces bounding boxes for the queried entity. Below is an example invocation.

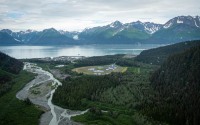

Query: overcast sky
[0,0,199,31]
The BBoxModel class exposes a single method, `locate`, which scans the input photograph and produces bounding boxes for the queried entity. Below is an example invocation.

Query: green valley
[0,40,199,125]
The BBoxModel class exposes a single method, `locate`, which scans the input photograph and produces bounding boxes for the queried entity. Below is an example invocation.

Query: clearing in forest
[72,64,127,75]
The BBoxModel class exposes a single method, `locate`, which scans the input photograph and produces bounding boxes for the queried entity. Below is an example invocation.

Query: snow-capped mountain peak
[124,21,162,34]
[177,17,183,24]
[1,15,200,45]
[25,29,35,33]
[43,28,58,33]
[163,16,200,29]
[0,29,13,35]
[109,21,123,28]
[59,30,66,34]
[143,22,162,34]
[163,21,173,29]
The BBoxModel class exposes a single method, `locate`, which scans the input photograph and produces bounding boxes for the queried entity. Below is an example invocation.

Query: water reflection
[0,44,163,59]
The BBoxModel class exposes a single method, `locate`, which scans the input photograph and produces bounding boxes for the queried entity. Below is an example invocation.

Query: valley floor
[1,40,199,125]
[16,63,88,125]
[19,54,168,125]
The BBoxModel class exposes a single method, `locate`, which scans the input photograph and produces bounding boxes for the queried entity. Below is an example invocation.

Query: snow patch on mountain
[144,24,161,34]
[112,28,124,36]
[109,21,123,28]
[73,35,79,40]
[110,23,115,28]
[25,29,35,34]
[59,30,65,34]
[164,22,173,29]
[194,20,199,27]
[177,18,183,23]
[14,38,21,42]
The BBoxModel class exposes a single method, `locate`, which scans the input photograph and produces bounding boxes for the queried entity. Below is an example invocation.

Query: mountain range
[0,15,200,45]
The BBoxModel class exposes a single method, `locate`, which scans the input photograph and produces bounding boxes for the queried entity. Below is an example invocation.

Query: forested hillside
[52,54,163,125]
[0,51,23,96]
[0,52,42,125]
[135,40,200,65]
[51,40,200,125]
[0,51,23,74]
[74,54,124,67]
[147,45,200,125]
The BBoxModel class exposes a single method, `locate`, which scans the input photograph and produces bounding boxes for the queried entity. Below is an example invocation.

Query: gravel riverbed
[16,62,87,125]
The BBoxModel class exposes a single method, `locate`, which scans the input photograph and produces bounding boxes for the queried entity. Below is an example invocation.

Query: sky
[0,0,200,31]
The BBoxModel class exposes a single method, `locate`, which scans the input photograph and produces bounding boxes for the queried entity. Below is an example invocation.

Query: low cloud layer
[0,0,199,31]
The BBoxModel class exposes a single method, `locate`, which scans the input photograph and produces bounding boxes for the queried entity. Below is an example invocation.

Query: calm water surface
[0,44,164,59]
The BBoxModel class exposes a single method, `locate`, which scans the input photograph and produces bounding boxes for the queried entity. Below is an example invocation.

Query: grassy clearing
[0,71,43,125]
[68,64,164,125]
[72,64,127,75]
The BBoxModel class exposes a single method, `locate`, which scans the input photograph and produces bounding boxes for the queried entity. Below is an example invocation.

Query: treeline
[115,58,136,67]
[0,52,42,124]
[0,51,23,96]
[0,70,13,96]
[0,51,23,74]
[145,45,200,125]
[53,61,162,124]
[52,73,123,110]
[74,54,143,67]
[135,40,200,65]
[74,54,124,67]
[53,40,200,125]
[22,58,71,65]
[53,62,157,110]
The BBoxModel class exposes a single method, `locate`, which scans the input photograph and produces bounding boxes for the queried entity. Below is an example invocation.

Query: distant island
[1,15,200,45]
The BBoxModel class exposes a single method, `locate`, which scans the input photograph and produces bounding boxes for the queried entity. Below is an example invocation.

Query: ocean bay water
[0,44,164,59]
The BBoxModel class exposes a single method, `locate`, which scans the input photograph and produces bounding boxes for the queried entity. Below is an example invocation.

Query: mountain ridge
[1,15,200,45]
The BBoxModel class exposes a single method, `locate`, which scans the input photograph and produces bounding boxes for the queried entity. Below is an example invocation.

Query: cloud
[0,0,199,31]
[6,11,24,19]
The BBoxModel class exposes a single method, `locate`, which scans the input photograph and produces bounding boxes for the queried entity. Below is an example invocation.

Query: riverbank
[16,62,87,125]
[0,71,43,125]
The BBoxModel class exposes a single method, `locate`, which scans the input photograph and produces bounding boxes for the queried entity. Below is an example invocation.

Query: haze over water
[0,44,163,59]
